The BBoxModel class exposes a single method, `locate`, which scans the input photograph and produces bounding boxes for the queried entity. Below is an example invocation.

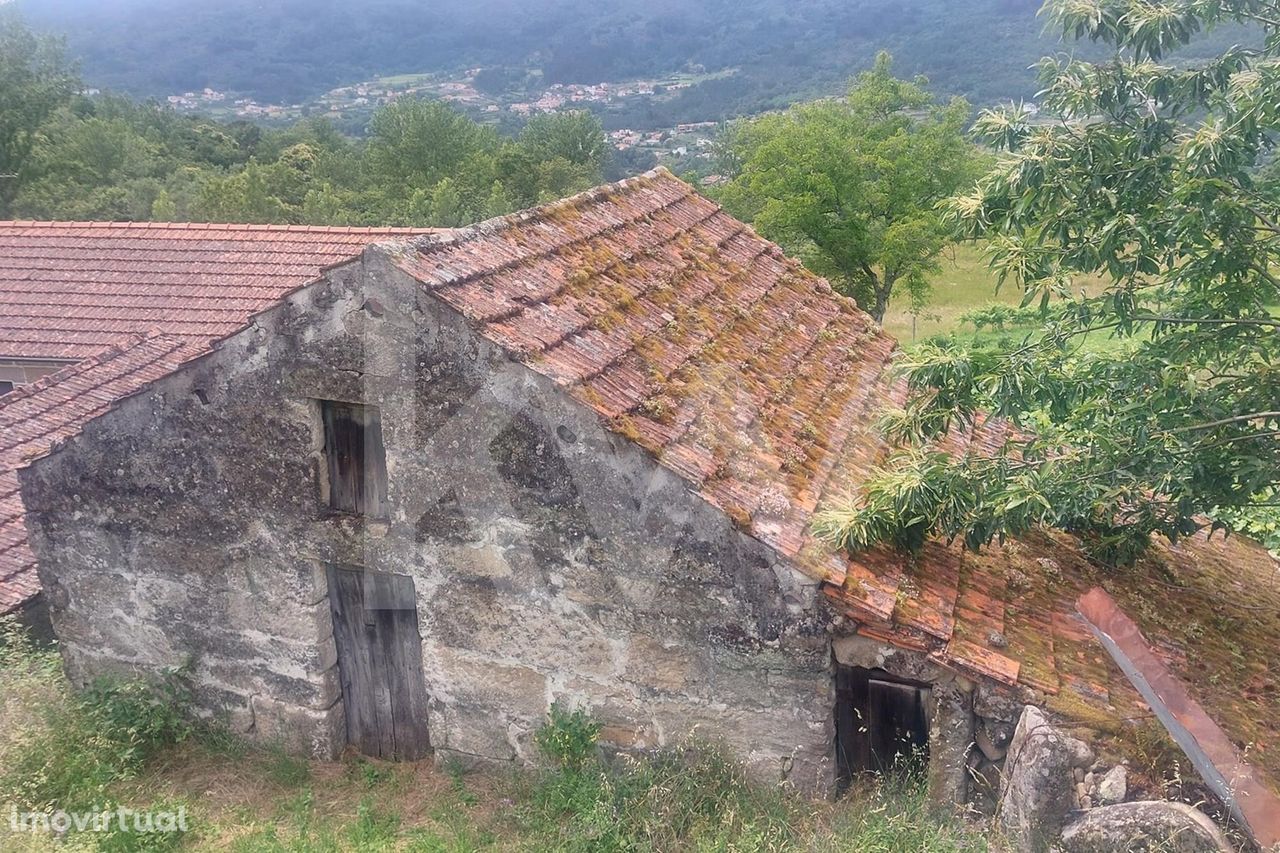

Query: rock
[1097,765,1127,805]
[999,705,1096,853]
[1058,801,1231,853]
[1074,767,1085,783]
[967,758,1003,817]
[974,683,1024,722]
[976,722,1011,762]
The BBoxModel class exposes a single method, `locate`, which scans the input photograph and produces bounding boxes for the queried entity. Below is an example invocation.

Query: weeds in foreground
[519,705,997,852]
[1,617,194,851]
[0,662,192,814]
[2,621,999,851]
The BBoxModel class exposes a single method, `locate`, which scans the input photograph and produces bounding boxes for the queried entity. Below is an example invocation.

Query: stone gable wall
[21,248,836,790]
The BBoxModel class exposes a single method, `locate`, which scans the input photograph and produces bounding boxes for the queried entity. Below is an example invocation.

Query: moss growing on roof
[393,168,1280,796]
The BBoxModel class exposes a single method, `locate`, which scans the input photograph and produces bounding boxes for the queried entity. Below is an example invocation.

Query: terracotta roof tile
[0,221,442,361]
[0,332,188,613]
[393,169,1280,792]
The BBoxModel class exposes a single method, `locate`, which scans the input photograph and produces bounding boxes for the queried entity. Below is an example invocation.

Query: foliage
[520,110,608,175]
[0,660,193,813]
[1212,488,1280,554]
[534,703,603,772]
[717,53,981,321]
[0,13,609,225]
[958,303,1045,333]
[0,9,78,210]
[522,741,797,851]
[816,772,997,852]
[520,707,998,851]
[4,90,607,225]
[816,0,1280,564]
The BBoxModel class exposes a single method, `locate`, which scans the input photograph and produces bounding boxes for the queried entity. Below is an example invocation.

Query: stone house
[0,221,437,632]
[3,172,1280,825]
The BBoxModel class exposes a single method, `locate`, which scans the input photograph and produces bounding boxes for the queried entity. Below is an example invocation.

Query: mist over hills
[16,0,1251,124]
[21,0,1047,104]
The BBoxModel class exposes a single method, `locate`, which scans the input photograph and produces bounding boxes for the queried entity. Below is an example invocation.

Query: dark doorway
[834,665,931,790]
[327,566,430,760]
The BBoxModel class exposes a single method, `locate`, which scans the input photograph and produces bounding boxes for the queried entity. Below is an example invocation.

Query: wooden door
[867,678,929,772]
[834,666,931,787]
[327,566,430,760]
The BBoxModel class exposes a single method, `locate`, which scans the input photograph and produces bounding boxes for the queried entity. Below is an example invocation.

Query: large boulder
[1096,764,1127,806]
[999,705,1094,852]
[1058,801,1231,853]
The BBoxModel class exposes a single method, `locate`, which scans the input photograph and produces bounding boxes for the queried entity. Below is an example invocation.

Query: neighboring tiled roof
[0,332,188,614]
[0,221,441,612]
[0,221,442,361]
[393,168,1280,789]
[4,177,1278,791]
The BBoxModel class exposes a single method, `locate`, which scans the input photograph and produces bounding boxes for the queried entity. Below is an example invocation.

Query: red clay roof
[0,221,441,612]
[3,176,1278,791]
[0,221,441,361]
[0,332,188,614]
[394,168,1280,788]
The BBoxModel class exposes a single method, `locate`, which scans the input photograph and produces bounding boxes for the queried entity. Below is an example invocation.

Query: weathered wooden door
[866,678,930,771]
[327,566,430,760]
[834,666,931,787]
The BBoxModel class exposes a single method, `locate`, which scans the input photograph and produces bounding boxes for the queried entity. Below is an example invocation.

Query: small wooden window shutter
[322,401,388,516]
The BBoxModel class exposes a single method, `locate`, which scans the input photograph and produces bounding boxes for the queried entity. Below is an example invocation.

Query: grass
[881,243,1111,347]
[0,621,1001,852]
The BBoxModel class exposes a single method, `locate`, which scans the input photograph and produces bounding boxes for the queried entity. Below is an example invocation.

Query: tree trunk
[869,271,898,325]
[871,290,889,323]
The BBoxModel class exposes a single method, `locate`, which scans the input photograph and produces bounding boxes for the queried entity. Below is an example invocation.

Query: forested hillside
[17,0,1249,120]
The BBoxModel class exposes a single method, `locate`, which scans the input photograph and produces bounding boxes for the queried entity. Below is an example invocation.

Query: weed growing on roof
[610,414,644,445]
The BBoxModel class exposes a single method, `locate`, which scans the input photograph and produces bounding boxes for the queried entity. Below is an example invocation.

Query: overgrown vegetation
[0,624,999,851]
[0,618,194,851]
[0,11,609,226]
[817,0,1280,566]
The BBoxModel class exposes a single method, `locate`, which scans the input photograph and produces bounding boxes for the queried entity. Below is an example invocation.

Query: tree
[717,53,979,322]
[365,98,499,190]
[151,188,176,220]
[519,111,608,177]
[12,112,161,220]
[0,12,78,213]
[815,1,1280,566]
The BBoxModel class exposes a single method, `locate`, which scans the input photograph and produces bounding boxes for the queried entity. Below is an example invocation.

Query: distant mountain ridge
[18,0,1251,119]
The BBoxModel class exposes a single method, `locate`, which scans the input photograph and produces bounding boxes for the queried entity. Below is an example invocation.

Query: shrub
[818,773,998,851]
[0,662,193,813]
[526,708,798,851]
[534,704,602,772]
[958,303,1042,333]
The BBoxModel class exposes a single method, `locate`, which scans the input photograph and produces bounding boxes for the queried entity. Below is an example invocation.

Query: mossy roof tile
[395,169,1280,791]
